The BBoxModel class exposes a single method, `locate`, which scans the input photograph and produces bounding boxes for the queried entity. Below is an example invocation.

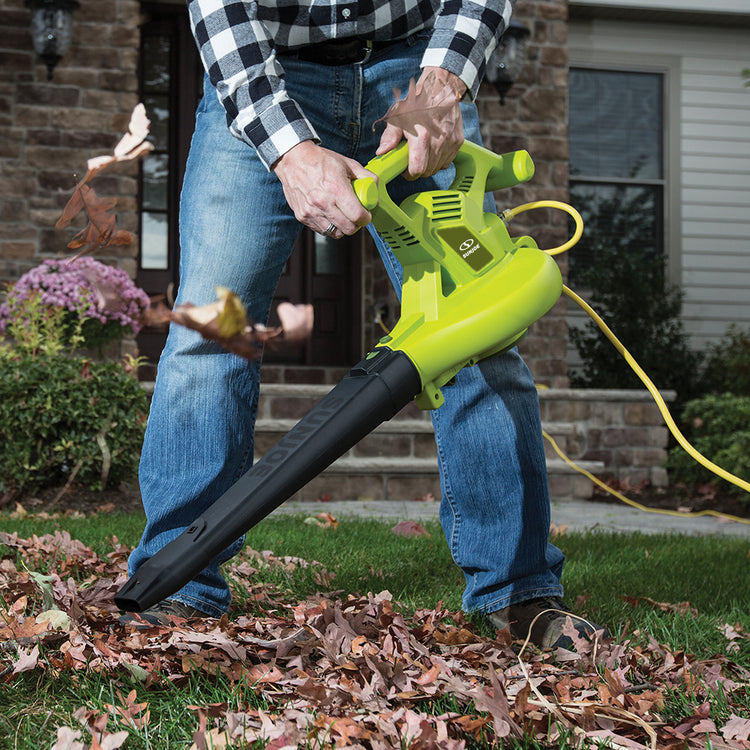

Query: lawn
[0,509,748,749]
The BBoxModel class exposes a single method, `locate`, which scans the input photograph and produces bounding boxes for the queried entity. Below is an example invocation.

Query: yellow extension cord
[503,200,750,527]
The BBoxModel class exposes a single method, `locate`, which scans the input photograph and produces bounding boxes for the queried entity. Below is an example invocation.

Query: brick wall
[538,388,673,487]
[481,0,571,388]
[0,0,141,287]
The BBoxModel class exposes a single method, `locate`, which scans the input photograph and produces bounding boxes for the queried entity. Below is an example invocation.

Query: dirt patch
[4,483,145,516]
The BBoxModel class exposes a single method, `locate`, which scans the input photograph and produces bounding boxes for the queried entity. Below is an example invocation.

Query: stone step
[143,381,602,502]
[255,418,583,462]
[258,383,430,423]
[258,453,604,504]
[254,383,600,502]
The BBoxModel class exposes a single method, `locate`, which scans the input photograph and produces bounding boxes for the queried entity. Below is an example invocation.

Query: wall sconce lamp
[485,19,531,104]
[26,0,80,81]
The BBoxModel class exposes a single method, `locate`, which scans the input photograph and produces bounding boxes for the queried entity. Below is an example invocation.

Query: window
[136,4,202,370]
[140,33,171,272]
[568,68,665,283]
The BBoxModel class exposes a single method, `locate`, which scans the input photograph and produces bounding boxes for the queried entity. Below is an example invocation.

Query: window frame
[567,49,681,285]
[137,2,202,299]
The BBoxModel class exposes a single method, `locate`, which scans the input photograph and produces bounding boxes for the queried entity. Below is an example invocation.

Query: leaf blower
[115,141,563,613]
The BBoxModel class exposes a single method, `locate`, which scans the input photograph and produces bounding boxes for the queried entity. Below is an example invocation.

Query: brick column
[0,0,141,285]
[477,0,570,387]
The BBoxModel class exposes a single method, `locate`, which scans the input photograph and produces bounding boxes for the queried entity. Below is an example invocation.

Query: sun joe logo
[459,237,479,258]
[437,226,493,271]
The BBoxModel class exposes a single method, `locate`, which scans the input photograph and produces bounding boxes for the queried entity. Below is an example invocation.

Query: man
[127,0,602,649]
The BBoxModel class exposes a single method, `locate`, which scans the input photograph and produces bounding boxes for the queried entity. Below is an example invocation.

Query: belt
[291,37,399,66]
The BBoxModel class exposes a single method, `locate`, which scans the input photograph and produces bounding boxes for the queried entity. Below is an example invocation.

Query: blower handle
[353,140,534,210]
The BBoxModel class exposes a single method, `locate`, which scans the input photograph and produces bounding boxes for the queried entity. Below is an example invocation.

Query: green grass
[1,510,749,749]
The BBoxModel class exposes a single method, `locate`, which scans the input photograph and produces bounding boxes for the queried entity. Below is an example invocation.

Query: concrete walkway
[273,497,750,538]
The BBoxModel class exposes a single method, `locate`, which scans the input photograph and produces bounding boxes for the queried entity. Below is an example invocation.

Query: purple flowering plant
[0,257,150,352]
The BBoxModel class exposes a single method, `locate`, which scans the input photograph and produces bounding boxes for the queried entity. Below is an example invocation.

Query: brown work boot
[118,598,212,628]
[488,596,608,649]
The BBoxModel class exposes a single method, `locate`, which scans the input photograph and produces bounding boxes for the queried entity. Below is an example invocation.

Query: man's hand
[272,141,374,238]
[376,67,467,180]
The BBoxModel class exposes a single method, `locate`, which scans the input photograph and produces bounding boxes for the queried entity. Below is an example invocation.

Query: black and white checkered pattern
[188,0,514,169]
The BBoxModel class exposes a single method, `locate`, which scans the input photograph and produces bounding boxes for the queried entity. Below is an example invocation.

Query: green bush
[699,324,750,396]
[569,243,703,404]
[0,292,147,498]
[567,184,703,405]
[0,350,147,497]
[666,393,750,497]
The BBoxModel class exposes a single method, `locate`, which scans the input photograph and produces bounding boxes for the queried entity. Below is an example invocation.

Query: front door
[136,2,361,373]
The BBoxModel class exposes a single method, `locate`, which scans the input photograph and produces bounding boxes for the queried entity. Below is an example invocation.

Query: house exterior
[567,0,750,356]
[0,0,570,385]
[1,0,748,497]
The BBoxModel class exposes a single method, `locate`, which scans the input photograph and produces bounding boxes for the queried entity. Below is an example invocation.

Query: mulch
[591,478,750,520]
[4,477,749,520]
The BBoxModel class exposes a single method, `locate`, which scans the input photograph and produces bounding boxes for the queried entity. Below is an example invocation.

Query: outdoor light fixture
[26,0,79,81]
[485,19,531,104]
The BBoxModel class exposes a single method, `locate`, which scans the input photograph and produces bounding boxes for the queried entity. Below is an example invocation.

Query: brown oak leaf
[372,76,460,139]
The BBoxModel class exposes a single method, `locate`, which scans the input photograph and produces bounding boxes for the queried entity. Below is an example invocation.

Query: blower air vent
[381,227,419,248]
[393,226,420,246]
[455,175,474,192]
[429,194,463,222]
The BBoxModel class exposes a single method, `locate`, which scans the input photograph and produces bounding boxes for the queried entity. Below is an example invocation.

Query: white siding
[569,18,750,353]
[680,35,750,347]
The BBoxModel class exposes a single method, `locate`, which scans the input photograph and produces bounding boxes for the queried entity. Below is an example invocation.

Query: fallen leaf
[12,644,40,674]
[413,492,436,502]
[391,520,430,537]
[722,714,750,742]
[303,512,339,529]
[50,726,86,750]
[36,609,73,631]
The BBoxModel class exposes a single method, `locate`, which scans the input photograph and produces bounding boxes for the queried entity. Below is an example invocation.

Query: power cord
[503,200,750,522]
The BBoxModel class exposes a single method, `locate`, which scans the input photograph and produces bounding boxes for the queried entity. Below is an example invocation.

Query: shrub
[567,183,703,405]
[0,257,149,352]
[699,324,750,396]
[0,294,147,498]
[0,350,148,497]
[568,243,703,404]
[666,393,750,497]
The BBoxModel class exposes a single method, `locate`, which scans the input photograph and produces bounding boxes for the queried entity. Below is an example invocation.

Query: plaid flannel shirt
[187,0,515,169]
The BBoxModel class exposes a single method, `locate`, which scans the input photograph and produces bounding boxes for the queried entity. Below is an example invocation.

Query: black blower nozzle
[115,348,422,613]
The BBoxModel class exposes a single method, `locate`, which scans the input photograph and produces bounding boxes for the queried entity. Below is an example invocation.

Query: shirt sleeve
[422,0,515,100]
[187,0,319,170]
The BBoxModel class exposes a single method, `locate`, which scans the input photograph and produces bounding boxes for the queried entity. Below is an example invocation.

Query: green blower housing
[354,140,562,409]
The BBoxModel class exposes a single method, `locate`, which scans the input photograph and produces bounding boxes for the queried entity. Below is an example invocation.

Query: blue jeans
[130,34,565,617]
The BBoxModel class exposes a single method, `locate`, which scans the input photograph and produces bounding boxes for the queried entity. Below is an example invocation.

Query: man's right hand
[272,141,375,238]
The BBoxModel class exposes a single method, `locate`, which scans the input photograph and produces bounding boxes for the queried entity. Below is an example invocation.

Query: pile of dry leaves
[1,529,749,750]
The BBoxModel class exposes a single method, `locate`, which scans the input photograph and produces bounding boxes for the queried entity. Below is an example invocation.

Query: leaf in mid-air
[168,287,313,360]
[84,102,154,181]
[214,286,247,339]
[56,103,153,260]
[373,76,460,138]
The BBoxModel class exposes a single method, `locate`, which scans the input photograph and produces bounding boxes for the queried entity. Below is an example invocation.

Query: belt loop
[360,40,373,65]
